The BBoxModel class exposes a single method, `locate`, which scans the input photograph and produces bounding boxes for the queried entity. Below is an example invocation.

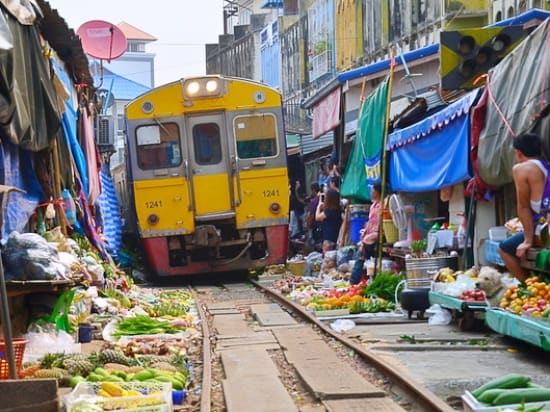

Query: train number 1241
[263,189,279,198]
[145,200,163,208]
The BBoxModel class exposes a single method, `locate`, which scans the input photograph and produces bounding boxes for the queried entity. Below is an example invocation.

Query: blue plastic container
[349,204,369,243]
[350,217,368,243]
[78,324,93,343]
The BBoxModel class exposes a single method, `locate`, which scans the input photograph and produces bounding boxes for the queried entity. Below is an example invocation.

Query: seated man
[499,133,550,282]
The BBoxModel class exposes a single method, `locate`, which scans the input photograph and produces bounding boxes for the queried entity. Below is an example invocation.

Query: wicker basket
[0,338,28,379]
[383,219,399,244]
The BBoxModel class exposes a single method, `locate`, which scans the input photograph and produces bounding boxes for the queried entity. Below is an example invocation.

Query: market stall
[485,308,550,351]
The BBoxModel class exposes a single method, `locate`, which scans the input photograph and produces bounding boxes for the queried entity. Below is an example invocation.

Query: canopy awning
[312,88,340,139]
[387,89,479,192]
[286,133,300,156]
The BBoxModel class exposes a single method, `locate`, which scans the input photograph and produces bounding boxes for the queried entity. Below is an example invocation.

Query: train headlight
[182,77,223,99]
[186,81,201,96]
[147,214,160,225]
[205,79,219,93]
[269,202,281,214]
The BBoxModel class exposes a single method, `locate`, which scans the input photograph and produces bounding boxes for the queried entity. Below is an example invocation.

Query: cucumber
[492,388,550,406]
[477,388,509,404]
[472,374,531,398]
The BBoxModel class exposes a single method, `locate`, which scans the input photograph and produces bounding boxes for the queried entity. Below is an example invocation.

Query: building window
[127,41,146,53]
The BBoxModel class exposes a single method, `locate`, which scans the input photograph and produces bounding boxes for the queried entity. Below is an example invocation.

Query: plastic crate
[0,338,28,379]
[65,381,172,412]
[462,390,549,412]
[489,226,508,241]
[484,240,505,266]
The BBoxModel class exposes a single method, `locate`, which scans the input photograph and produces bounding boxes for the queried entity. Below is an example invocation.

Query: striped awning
[261,0,283,8]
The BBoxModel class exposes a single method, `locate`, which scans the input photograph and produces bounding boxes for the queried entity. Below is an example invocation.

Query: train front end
[124,76,289,276]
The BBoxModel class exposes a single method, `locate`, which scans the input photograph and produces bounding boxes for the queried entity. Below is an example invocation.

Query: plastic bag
[23,330,76,362]
[330,318,356,332]
[426,304,453,325]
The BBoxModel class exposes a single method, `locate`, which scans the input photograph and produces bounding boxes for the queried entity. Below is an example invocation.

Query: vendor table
[6,280,75,298]
[485,308,550,351]
[429,291,487,330]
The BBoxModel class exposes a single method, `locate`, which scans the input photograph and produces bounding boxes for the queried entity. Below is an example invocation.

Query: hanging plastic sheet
[97,163,122,258]
[477,19,550,187]
[386,90,479,192]
[341,75,391,202]
[0,8,60,151]
[0,140,43,240]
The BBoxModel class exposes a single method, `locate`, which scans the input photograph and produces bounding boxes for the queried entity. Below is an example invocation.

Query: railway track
[173,273,550,412]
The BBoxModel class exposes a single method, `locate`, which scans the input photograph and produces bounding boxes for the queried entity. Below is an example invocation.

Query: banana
[100,381,127,397]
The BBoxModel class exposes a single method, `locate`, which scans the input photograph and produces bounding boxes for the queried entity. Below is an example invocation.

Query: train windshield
[234,114,278,159]
[135,122,182,169]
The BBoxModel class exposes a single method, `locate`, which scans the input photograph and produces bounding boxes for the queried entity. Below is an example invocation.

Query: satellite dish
[77,20,128,62]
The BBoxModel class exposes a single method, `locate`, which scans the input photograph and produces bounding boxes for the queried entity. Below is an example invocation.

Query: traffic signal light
[440,26,526,90]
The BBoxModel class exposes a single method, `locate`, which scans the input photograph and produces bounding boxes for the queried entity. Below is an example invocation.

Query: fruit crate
[462,390,550,412]
[0,338,28,379]
[64,381,172,412]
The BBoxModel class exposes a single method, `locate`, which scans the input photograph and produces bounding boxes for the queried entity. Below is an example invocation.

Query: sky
[47,0,225,86]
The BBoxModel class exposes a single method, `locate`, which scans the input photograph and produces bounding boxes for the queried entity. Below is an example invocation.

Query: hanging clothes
[79,106,101,205]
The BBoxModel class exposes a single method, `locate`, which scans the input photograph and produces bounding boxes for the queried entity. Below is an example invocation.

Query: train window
[234,114,278,159]
[192,123,222,165]
[136,123,182,169]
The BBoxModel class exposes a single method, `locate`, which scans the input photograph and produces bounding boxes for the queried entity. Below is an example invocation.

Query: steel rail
[191,288,212,412]
[252,279,455,412]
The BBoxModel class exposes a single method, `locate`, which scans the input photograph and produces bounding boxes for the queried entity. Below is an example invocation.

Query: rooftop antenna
[394,42,422,100]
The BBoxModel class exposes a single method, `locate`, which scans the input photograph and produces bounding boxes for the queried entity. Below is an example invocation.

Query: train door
[185,114,233,217]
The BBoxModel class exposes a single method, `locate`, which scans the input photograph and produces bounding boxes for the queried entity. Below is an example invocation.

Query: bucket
[405,256,458,289]
[78,323,93,343]
[349,204,369,218]
[350,217,368,243]
[349,204,368,243]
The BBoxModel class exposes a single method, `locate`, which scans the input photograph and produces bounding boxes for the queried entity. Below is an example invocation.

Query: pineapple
[34,367,67,380]
[134,354,172,367]
[100,349,135,366]
[39,353,65,369]
[63,358,95,376]
[150,361,177,373]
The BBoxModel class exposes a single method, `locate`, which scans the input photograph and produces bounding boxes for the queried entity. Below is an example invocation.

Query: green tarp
[341,74,391,202]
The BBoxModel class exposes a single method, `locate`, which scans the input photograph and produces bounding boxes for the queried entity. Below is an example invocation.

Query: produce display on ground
[18,284,201,410]
[268,254,405,315]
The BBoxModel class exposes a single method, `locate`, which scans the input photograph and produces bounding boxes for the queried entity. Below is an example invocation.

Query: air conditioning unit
[95,115,114,146]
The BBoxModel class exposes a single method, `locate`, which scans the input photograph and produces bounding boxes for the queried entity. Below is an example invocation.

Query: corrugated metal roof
[36,0,93,86]
[91,63,150,100]
[301,132,334,156]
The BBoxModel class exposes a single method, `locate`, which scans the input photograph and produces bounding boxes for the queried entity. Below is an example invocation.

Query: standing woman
[315,189,343,252]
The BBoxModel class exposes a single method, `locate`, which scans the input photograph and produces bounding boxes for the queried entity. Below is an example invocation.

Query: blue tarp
[386,90,479,192]
[97,163,122,258]
[0,141,43,240]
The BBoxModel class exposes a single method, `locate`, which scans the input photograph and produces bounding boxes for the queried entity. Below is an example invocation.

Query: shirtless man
[499,133,550,282]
